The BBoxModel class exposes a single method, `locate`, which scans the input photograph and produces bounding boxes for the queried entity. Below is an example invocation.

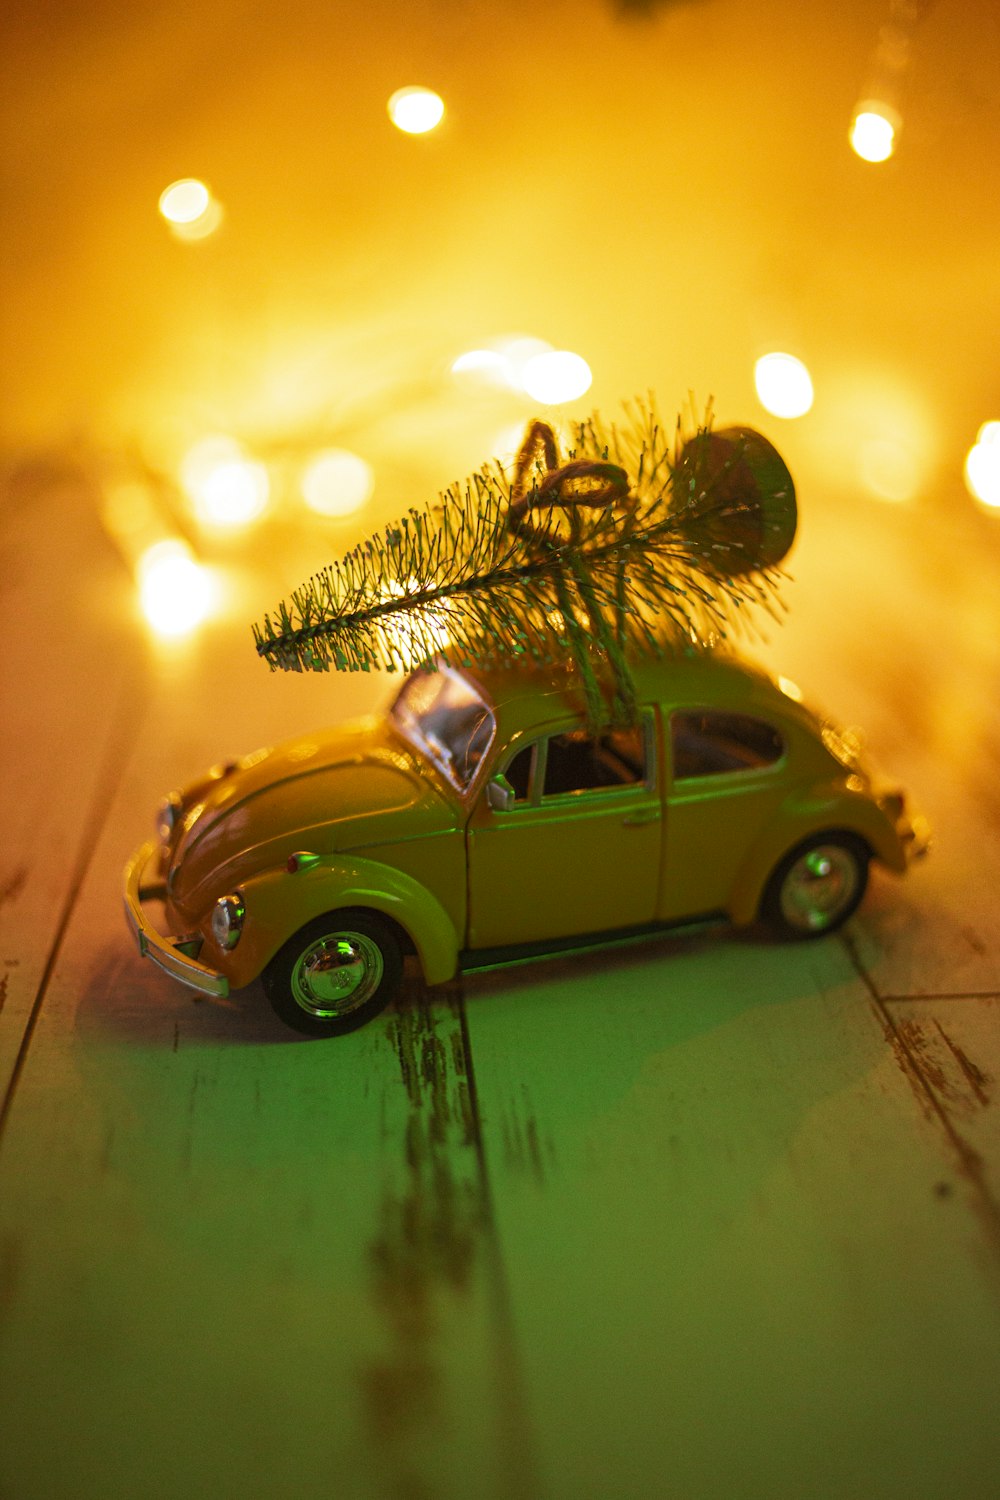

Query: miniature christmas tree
[252,402,796,725]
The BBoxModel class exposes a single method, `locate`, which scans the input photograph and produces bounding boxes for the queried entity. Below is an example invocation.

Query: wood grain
[1,463,998,1499]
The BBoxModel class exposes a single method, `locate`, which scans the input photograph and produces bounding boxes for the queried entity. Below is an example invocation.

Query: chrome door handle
[622,809,659,827]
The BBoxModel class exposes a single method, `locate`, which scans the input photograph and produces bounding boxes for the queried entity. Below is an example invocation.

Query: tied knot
[508,419,631,537]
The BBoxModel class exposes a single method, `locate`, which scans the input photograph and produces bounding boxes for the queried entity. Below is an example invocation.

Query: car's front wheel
[761,833,869,939]
[262,909,403,1036]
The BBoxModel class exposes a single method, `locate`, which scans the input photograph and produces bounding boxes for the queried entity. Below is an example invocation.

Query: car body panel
[166,717,461,922]
[204,850,463,990]
[465,713,662,948]
[124,649,928,1001]
[661,761,792,921]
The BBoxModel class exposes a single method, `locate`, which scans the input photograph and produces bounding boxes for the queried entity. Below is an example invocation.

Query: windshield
[391,666,496,790]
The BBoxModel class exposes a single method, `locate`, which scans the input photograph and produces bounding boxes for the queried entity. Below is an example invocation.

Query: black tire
[262,909,403,1036]
[761,833,869,939]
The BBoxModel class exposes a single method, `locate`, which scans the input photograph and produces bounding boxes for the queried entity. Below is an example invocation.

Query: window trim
[498,738,543,807]
[500,712,657,809]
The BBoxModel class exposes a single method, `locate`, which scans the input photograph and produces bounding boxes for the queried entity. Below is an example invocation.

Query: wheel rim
[289,931,384,1020]
[779,844,860,933]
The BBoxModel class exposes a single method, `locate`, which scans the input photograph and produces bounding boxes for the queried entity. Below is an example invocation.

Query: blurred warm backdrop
[2,0,999,634]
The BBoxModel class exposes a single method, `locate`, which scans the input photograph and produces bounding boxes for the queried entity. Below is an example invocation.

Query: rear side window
[671,711,784,779]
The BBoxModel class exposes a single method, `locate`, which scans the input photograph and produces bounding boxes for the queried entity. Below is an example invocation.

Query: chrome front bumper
[124,840,230,998]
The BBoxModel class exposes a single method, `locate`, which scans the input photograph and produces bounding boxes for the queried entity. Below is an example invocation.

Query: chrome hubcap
[780,845,859,933]
[290,932,384,1020]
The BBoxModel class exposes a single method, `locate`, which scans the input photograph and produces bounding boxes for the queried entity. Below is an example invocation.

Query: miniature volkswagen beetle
[124,652,928,1036]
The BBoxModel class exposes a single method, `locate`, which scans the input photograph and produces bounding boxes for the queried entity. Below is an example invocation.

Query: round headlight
[211,893,245,950]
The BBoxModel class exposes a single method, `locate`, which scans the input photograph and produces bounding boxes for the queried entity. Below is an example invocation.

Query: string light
[754,353,814,419]
[158,178,223,241]
[450,350,514,389]
[180,436,269,527]
[388,87,445,134]
[965,423,1000,510]
[137,541,215,637]
[520,350,593,405]
[850,103,900,162]
[301,450,374,517]
[159,179,210,223]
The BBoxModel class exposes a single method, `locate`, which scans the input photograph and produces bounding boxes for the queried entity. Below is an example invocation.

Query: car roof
[450,646,798,735]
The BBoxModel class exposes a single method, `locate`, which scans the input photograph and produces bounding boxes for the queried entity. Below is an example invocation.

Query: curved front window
[391,665,496,790]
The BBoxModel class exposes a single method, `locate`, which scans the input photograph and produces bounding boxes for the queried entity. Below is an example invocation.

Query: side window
[542,723,647,797]
[671,711,784,779]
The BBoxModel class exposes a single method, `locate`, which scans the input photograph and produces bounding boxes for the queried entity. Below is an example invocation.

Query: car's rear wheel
[263,909,403,1036]
[761,833,869,939]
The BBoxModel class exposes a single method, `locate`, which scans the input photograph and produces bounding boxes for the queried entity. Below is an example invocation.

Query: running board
[459,913,725,976]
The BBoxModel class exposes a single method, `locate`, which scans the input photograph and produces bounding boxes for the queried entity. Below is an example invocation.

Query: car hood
[167,715,457,916]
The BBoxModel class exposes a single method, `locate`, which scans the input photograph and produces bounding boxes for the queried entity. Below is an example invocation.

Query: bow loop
[509,420,631,535]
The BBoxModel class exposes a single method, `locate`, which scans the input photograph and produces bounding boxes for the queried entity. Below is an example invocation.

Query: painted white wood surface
[1,466,998,1499]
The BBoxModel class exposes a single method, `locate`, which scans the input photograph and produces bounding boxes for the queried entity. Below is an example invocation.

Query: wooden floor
[1,459,998,1500]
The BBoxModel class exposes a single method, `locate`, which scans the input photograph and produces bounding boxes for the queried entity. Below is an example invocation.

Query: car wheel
[262,909,403,1036]
[761,834,869,939]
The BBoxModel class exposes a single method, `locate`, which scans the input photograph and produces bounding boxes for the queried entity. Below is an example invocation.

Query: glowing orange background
[2,0,998,518]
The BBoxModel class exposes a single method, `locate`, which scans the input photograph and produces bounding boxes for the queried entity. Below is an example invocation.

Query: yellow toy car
[124,651,928,1036]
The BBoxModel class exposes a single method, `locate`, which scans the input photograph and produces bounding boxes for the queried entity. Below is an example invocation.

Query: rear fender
[727,784,905,926]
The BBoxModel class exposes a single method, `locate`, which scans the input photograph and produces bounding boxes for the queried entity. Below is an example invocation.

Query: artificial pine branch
[252,401,796,724]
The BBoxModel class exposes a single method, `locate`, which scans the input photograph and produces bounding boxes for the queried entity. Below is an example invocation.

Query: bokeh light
[450,337,558,395]
[172,200,224,242]
[301,449,374,517]
[450,349,514,390]
[850,105,899,163]
[858,438,920,503]
[159,179,222,241]
[137,541,215,637]
[377,578,450,665]
[388,87,445,134]
[754,353,814,419]
[965,422,1000,510]
[180,436,269,527]
[159,179,210,223]
[520,350,593,405]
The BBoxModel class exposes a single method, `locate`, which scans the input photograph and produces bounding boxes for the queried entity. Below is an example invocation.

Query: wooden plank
[0,971,535,1497]
[455,482,1000,1496]
[0,464,142,1100]
[0,796,538,1497]
[3,456,1000,1500]
[463,931,1000,1499]
[0,482,539,1497]
[878,994,999,1205]
[753,489,1000,1001]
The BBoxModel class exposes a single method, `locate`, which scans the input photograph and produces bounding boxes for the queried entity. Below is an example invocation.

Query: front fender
[727,781,907,927]
[218,853,462,989]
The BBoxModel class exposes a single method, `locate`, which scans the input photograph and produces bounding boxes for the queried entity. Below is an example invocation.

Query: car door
[465,713,662,950]
[658,706,790,920]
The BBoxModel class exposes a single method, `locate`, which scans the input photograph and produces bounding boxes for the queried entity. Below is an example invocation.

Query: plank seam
[0,671,145,1146]
[841,930,1000,1258]
[456,990,544,1496]
[882,992,1000,1003]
